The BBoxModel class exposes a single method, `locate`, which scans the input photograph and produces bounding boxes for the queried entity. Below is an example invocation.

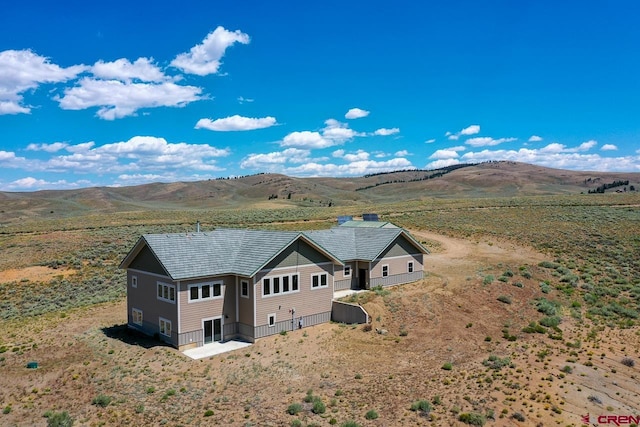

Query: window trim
[407,261,414,273]
[131,275,138,288]
[240,280,249,299]
[262,272,301,298]
[188,282,223,303]
[311,272,329,289]
[131,308,143,326]
[159,317,172,337]
[267,313,276,328]
[157,282,176,304]
[382,264,389,277]
[343,266,351,278]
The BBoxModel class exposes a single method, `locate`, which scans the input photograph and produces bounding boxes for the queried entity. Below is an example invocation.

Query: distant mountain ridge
[1,161,639,223]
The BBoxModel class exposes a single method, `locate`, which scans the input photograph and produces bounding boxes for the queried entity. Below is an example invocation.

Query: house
[120,223,428,350]
[306,225,428,291]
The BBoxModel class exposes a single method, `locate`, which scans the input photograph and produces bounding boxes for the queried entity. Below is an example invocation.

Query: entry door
[203,318,223,344]
[358,269,367,289]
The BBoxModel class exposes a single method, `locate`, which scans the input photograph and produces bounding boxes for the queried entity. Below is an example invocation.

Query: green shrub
[46,411,74,427]
[497,295,512,304]
[539,281,552,293]
[483,275,494,285]
[291,419,302,427]
[2,405,11,414]
[432,395,442,405]
[91,394,111,408]
[522,321,546,333]
[410,399,432,413]
[442,362,453,370]
[459,412,487,426]
[511,412,525,422]
[535,298,559,316]
[539,316,561,327]
[312,398,326,414]
[365,409,379,420]
[204,409,214,417]
[482,355,511,370]
[561,365,573,374]
[287,403,302,415]
[340,421,360,427]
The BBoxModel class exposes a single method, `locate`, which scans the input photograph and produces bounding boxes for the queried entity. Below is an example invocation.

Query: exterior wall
[126,269,178,346]
[370,253,424,287]
[264,239,332,269]
[128,246,167,276]
[254,262,334,338]
[334,262,356,291]
[332,301,370,324]
[177,275,237,348]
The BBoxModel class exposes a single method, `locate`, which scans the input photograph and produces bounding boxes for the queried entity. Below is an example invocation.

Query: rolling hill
[1,161,639,224]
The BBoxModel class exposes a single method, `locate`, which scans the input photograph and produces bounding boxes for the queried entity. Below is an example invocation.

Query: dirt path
[411,229,547,284]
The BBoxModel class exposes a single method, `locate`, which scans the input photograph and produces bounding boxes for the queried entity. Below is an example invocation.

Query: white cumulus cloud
[465,137,516,147]
[240,148,311,169]
[373,127,400,136]
[91,57,168,82]
[195,115,277,131]
[56,78,203,120]
[395,150,409,157]
[528,135,543,142]
[426,158,461,169]
[447,124,480,140]
[281,131,331,149]
[601,144,618,151]
[170,26,250,76]
[344,108,369,119]
[0,49,87,115]
[26,142,69,152]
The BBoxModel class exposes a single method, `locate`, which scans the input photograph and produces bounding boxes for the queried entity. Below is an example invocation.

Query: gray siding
[264,239,333,270]
[126,270,178,346]
[370,270,424,288]
[379,235,422,258]
[254,311,331,339]
[128,246,167,276]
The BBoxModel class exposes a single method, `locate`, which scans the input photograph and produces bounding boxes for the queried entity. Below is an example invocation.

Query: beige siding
[254,262,334,331]
[126,269,178,345]
[179,275,236,335]
[238,279,254,326]
[371,254,423,279]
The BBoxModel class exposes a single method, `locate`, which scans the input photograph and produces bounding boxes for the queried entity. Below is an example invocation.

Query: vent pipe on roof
[196,221,200,233]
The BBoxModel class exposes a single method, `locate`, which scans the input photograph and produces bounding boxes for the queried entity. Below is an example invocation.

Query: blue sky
[1,1,639,191]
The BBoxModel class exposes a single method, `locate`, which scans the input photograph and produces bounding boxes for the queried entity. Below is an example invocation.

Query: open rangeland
[1,193,639,426]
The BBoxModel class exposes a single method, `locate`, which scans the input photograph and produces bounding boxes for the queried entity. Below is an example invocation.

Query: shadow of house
[101,324,173,350]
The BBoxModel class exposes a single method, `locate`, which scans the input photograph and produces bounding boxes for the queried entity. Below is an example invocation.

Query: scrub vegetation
[0,184,639,425]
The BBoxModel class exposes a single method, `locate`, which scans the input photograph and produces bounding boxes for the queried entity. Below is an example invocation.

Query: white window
[188,282,223,302]
[343,266,351,277]
[159,317,172,337]
[382,265,389,277]
[268,313,276,327]
[131,275,138,288]
[157,282,176,303]
[241,280,249,298]
[262,273,300,298]
[408,261,414,273]
[131,308,143,326]
[311,272,328,289]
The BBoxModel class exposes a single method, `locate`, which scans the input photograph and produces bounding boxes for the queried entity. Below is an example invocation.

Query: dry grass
[1,193,639,425]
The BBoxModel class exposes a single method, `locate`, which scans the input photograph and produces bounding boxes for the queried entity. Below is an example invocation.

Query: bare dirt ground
[0,231,638,426]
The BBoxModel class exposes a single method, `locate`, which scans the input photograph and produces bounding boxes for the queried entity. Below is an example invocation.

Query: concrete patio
[183,340,252,360]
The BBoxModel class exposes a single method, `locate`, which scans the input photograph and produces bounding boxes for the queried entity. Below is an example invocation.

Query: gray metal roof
[124,229,341,281]
[305,227,428,261]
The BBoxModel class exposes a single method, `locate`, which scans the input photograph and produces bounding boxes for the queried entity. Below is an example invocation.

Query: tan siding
[254,263,334,330]
[178,275,236,336]
[371,254,422,280]
[238,279,254,326]
[126,270,177,345]
[128,245,167,276]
